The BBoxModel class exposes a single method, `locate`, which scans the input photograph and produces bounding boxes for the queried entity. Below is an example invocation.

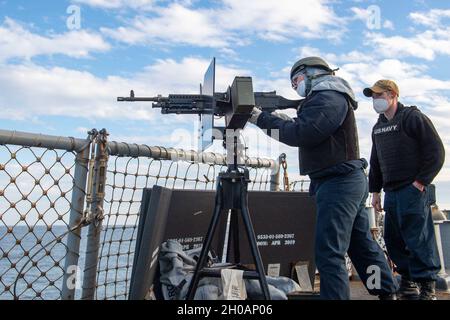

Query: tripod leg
[239,183,271,300]
[228,209,241,263]
[186,183,224,300]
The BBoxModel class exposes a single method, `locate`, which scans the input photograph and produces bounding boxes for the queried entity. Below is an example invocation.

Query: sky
[1,0,450,207]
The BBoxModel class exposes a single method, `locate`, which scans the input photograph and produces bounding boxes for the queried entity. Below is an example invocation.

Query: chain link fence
[91,139,278,300]
[1,128,391,300]
[0,129,281,300]
[0,129,91,300]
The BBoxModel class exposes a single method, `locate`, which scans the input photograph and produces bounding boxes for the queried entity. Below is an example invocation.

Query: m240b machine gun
[118,58,305,300]
[117,58,302,151]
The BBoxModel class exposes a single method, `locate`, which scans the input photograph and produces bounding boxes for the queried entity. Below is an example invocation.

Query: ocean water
[0,225,137,300]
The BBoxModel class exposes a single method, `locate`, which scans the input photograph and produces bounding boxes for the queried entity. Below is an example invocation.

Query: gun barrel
[117,96,168,102]
[116,90,301,116]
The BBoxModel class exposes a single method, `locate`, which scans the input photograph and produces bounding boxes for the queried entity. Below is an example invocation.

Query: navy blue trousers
[383,184,441,282]
[315,169,398,299]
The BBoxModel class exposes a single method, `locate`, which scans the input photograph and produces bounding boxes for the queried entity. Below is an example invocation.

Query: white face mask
[373,98,389,114]
[296,79,307,97]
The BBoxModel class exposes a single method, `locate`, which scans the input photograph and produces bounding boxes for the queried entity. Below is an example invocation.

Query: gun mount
[117,58,302,151]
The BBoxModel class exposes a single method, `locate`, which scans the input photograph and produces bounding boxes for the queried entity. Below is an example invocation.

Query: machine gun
[118,58,303,300]
[117,90,301,115]
[117,58,301,151]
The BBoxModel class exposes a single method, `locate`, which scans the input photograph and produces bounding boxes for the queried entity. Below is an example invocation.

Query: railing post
[61,136,91,300]
[81,129,109,300]
[269,154,284,191]
[434,221,448,279]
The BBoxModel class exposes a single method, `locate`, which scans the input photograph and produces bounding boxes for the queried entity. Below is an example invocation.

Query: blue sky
[1,0,450,206]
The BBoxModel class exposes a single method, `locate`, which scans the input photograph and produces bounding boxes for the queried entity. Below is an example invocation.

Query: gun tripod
[186,137,271,300]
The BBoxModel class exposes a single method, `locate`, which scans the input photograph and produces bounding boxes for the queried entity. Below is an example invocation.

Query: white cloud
[0,17,110,62]
[137,57,250,93]
[0,52,299,177]
[409,9,450,28]
[0,63,151,121]
[350,6,394,30]
[296,46,374,66]
[362,8,450,61]
[285,46,450,184]
[76,126,91,134]
[102,4,233,48]
[102,0,346,48]
[73,0,156,10]
[364,28,450,61]
[383,20,394,30]
[0,57,249,122]
[218,0,344,42]
[351,6,372,21]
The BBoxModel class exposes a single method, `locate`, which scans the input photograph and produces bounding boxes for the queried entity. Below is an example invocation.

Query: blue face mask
[296,79,307,97]
[373,98,389,113]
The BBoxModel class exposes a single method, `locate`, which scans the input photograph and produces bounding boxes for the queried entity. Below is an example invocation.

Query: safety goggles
[291,71,305,89]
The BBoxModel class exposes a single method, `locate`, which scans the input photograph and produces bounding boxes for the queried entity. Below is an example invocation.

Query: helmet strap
[303,67,340,95]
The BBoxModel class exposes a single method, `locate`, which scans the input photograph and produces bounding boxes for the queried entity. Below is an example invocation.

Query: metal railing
[0,129,92,300]
[1,127,396,300]
[89,132,279,300]
[0,128,281,300]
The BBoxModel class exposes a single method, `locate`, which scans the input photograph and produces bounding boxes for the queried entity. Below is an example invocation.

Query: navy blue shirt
[257,90,348,148]
[256,90,367,195]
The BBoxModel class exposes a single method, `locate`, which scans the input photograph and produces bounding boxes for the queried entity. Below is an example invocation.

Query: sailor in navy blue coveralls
[365,80,445,300]
[249,57,398,300]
